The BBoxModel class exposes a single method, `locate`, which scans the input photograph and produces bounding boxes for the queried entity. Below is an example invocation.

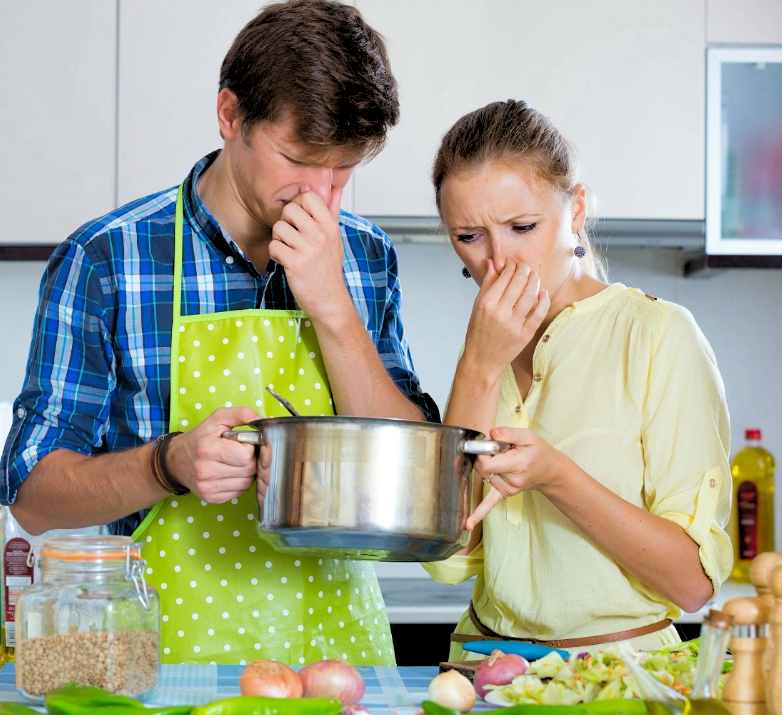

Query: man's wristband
[150,431,188,496]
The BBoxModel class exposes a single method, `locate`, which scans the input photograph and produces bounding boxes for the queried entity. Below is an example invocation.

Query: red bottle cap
[746,428,762,440]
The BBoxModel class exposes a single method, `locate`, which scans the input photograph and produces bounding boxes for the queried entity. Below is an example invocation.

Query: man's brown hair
[219,0,399,159]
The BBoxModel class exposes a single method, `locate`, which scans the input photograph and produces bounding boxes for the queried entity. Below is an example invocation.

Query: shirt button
[542,334,550,342]
[533,373,542,382]
[16,407,25,419]
[708,479,717,488]
[225,256,235,265]
[514,405,521,413]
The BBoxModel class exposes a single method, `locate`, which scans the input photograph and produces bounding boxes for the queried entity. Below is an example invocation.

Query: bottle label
[737,480,759,561]
[4,537,33,647]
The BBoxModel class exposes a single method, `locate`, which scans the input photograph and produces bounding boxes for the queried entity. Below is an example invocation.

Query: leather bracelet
[150,431,188,496]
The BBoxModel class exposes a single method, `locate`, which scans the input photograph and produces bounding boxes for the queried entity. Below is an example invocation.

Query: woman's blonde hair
[432,99,606,280]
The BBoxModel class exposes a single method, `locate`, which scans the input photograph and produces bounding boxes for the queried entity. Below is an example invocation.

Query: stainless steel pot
[224,417,505,562]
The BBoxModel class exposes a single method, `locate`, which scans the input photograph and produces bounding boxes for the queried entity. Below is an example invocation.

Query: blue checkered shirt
[1,152,439,535]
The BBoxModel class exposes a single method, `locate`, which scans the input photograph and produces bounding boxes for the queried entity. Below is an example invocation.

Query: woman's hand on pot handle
[461,260,549,382]
[165,407,260,503]
[466,427,570,529]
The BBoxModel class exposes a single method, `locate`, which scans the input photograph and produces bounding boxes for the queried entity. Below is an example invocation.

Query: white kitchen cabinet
[116,0,262,206]
[351,0,506,219]
[707,0,782,45]
[0,1,116,245]
[354,0,705,221]
[706,47,782,255]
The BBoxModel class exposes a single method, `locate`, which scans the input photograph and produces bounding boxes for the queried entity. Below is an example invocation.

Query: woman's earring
[462,267,471,278]
[574,232,586,258]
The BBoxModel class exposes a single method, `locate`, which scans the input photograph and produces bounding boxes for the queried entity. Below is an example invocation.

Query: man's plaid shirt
[1,152,439,534]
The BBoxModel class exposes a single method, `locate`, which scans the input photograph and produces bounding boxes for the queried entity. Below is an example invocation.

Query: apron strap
[169,182,186,432]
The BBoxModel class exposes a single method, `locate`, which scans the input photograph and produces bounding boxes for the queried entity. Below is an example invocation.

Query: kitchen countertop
[376,568,757,624]
[0,663,485,715]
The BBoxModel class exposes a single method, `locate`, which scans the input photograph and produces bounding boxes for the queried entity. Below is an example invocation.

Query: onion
[299,659,366,706]
[473,649,529,699]
[427,669,476,713]
[239,659,303,698]
[342,705,371,715]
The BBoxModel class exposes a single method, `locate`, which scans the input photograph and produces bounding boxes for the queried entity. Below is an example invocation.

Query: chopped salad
[484,640,726,706]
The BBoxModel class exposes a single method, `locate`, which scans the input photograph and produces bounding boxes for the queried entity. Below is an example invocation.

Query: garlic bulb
[427,669,476,713]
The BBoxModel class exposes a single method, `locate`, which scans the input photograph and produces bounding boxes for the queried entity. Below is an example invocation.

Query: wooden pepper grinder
[723,596,771,715]
[767,565,782,715]
[751,553,782,676]
[751,553,782,601]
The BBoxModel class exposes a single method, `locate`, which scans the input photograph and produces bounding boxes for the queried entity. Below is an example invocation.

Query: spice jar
[14,536,159,701]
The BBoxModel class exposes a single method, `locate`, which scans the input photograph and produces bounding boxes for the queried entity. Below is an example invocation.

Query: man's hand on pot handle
[165,407,260,503]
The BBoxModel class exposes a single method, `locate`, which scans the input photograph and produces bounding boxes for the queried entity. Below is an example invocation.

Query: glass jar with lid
[14,535,159,701]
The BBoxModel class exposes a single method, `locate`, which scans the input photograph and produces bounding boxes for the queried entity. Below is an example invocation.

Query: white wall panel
[117,0,261,205]
[708,0,782,44]
[0,1,116,244]
[355,0,705,220]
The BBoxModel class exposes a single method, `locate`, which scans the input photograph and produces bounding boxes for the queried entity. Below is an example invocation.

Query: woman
[423,100,732,660]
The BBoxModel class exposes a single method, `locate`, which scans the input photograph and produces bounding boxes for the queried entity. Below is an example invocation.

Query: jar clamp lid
[38,535,153,610]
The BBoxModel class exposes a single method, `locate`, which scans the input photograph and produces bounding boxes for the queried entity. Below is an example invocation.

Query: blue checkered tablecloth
[0,664,497,714]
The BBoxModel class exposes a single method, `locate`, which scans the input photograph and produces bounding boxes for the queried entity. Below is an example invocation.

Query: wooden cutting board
[438,660,480,680]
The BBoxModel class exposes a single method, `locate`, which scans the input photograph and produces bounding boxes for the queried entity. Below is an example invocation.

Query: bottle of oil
[731,429,776,582]
[1,507,35,664]
[0,508,5,664]
[0,507,107,663]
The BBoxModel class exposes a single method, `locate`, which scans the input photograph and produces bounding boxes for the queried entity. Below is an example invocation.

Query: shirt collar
[182,150,248,264]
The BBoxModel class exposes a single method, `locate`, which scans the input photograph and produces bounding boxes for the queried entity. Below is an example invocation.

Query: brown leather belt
[449,601,673,649]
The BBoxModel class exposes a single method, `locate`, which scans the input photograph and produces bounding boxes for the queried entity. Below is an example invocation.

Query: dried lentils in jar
[15,536,160,700]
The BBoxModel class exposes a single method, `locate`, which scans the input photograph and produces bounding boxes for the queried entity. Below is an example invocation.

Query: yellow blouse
[424,284,733,657]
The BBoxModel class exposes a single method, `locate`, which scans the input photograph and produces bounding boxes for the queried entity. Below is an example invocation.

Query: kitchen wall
[1,0,782,566]
[2,245,782,550]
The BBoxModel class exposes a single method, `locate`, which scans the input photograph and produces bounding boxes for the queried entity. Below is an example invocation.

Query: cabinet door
[0,1,116,245]
[117,0,261,206]
[352,0,501,218]
[708,0,782,44]
[354,0,705,220]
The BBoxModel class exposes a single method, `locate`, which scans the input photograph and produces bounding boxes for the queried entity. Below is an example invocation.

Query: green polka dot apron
[132,183,394,666]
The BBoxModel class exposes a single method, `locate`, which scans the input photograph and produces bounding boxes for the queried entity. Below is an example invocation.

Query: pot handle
[460,439,511,455]
[222,429,263,445]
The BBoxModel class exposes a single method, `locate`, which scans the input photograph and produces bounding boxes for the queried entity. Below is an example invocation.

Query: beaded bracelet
[150,431,188,496]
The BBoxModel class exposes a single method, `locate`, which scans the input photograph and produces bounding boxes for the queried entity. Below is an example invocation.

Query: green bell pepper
[45,685,143,712]
[580,701,648,715]
[44,686,191,715]
[475,701,647,715]
[0,703,44,715]
[482,705,591,715]
[421,701,463,715]
[190,696,343,715]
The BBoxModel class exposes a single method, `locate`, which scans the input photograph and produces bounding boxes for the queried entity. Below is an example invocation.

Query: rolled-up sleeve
[422,541,485,585]
[641,306,733,595]
[1,240,113,505]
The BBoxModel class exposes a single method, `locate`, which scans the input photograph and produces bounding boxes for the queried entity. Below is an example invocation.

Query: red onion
[299,659,366,706]
[473,649,529,699]
[239,659,303,698]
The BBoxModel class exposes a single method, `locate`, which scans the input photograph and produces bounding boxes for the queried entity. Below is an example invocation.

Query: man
[1,0,438,665]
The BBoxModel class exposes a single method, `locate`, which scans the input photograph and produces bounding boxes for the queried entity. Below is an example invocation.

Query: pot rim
[245,414,484,438]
